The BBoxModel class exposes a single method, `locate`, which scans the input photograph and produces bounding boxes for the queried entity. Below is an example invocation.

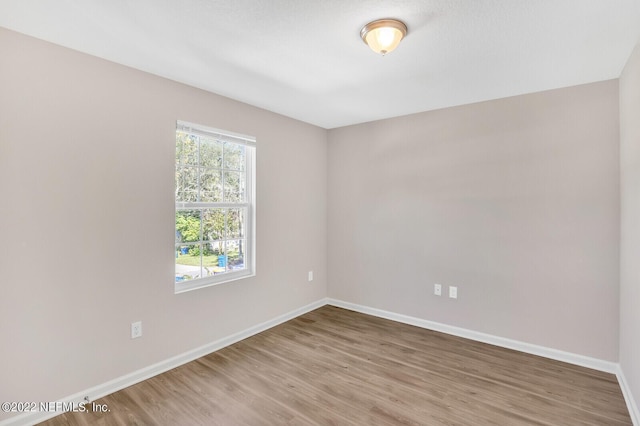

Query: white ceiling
[1,0,639,129]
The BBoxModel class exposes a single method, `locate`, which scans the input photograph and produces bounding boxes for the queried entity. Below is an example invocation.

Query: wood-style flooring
[40,305,632,425]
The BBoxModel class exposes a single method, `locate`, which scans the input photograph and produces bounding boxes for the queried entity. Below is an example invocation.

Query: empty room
[1,1,640,425]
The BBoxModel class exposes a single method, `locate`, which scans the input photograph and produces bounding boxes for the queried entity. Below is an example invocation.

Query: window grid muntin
[175,122,255,292]
[175,207,248,268]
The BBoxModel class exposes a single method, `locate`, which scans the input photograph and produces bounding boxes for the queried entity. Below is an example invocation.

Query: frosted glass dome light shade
[360,19,407,55]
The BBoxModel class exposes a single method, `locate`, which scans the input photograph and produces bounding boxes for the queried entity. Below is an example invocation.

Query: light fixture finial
[360,18,407,55]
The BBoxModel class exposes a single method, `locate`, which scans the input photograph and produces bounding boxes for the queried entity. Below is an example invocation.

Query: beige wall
[620,39,640,415]
[327,81,621,361]
[0,27,327,421]
[1,23,634,424]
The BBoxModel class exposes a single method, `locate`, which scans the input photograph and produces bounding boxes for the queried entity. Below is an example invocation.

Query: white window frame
[174,120,256,293]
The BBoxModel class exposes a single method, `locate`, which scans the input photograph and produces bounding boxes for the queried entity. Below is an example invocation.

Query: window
[174,121,255,293]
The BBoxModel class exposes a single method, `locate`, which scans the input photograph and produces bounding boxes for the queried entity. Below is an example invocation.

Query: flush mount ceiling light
[360,18,408,55]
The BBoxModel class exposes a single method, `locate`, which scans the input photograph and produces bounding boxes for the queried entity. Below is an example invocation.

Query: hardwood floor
[40,306,632,425]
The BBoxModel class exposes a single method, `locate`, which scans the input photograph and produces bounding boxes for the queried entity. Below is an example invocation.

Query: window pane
[224,171,245,202]
[202,246,224,277]
[175,209,201,243]
[202,208,225,242]
[176,132,198,165]
[175,166,199,202]
[228,208,245,239]
[200,168,222,202]
[200,137,223,168]
[175,242,202,283]
[202,265,216,278]
[175,135,183,165]
[226,240,245,271]
[207,249,227,276]
[175,122,254,292]
[224,142,245,171]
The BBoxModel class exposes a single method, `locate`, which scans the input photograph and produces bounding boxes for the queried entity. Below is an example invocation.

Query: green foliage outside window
[175,131,246,262]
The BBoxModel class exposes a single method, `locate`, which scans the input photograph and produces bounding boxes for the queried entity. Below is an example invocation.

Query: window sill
[174,269,255,294]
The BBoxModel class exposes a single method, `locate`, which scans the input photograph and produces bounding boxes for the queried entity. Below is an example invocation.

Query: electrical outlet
[308,271,313,282]
[434,283,442,296]
[449,286,458,299]
[131,321,142,339]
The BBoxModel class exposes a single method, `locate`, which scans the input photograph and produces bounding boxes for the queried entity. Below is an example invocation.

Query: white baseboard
[326,298,618,373]
[3,297,637,426]
[0,298,329,426]
[616,366,640,426]
[327,298,640,424]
